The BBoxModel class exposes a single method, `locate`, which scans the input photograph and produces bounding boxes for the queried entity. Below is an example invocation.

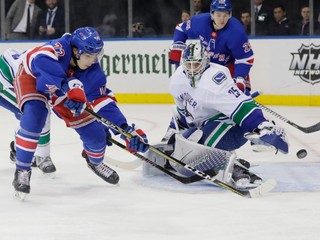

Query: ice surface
[0,104,320,240]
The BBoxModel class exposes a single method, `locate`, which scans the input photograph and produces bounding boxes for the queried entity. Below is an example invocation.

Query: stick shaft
[85,108,251,197]
[254,101,320,133]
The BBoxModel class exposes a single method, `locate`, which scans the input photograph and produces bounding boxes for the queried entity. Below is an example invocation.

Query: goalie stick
[85,108,276,198]
[253,92,320,133]
[108,138,205,184]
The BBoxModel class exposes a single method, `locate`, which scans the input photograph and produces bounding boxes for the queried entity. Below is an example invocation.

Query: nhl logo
[289,44,320,84]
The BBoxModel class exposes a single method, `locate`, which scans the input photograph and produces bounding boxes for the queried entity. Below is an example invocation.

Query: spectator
[240,10,251,35]
[5,0,41,40]
[254,0,272,35]
[268,4,294,36]
[193,0,203,15]
[181,10,191,23]
[35,0,65,39]
[294,4,320,36]
[131,17,157,38]
[95,14,117,38]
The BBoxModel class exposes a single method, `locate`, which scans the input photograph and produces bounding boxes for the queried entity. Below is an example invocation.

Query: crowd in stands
[1,0,319,40]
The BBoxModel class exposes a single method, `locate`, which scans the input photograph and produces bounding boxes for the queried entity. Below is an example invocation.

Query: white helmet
[181,42,210,87]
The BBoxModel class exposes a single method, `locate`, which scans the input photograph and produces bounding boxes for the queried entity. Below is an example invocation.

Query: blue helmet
[71,27,104,57]
[210,0,232,12]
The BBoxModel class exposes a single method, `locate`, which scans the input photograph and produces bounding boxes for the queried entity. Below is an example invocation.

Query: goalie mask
[71,27,104,61]
[181,43,209,88]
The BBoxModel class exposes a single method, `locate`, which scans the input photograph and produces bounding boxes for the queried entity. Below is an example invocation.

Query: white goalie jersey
[169,63,256,128]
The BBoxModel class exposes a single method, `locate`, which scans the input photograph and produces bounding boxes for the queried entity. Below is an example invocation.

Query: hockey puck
[296,149,307,159]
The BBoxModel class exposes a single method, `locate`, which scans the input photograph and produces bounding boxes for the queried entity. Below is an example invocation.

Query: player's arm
[87,73,148,153]
[228,30,254,92]
[30,47,67,90]
[211,78,288,154]
[169,19,199,65]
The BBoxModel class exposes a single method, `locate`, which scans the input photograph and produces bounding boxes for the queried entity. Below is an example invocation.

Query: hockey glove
[62,78,87,117]
[169,42,186,66]
[234,77,246,92]
[244,121,289,154]
[120,124,149,153]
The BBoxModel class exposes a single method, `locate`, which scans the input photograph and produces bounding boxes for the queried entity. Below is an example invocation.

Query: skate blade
[14,191,28,201]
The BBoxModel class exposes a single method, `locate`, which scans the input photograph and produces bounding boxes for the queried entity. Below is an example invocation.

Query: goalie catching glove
[120,124,149,153]
[62,78,87,117]
[244,121,289,154]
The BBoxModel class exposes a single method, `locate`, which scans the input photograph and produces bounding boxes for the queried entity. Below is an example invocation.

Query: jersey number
[228,87,240,98]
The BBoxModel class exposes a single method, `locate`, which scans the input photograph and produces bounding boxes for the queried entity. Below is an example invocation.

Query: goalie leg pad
[170,134,236,184]
[142,143,174,177]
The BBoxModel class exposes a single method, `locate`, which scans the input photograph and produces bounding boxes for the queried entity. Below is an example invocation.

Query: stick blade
[248,179,277,198]
[303,122,320,133]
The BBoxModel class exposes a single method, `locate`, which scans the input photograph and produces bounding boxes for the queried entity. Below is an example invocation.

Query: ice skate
[82,151,120,185]
[232,164,263,189]
[232,165,251,188]
[12,168,32,201]
[34,156,56,178]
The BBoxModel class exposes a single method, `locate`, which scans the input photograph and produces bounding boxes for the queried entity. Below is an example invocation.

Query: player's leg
[12,69,49,199]
[13,100,48,198]
[76,122,119,185]
[0,63,56,174]
[1,94,56,174]
[33,111,56,174]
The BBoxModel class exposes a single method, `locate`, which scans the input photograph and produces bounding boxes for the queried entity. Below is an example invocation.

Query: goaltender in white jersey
[149,42,289,189]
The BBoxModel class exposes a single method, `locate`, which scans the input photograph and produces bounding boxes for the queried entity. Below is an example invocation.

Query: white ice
[0,104,320,240]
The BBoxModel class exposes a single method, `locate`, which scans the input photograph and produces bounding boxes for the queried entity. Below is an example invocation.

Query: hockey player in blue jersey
[11,27,149,200]
[164,0,259,149]
[169,0,254,94]
[0,49,56,175]
[152,43,288,189]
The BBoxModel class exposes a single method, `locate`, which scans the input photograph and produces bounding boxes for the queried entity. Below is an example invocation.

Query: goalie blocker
[143,131,263,189]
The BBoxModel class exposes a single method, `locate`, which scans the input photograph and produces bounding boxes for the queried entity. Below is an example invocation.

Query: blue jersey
[22,33,127,128]
[25,33,73,96]
[173,13,254,78]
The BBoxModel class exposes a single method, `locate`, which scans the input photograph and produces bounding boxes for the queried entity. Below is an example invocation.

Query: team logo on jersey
[212,72,226,84]
[289,44,320,84]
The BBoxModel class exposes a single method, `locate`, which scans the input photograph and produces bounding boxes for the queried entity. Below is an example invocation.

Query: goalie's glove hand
[244,121,288,154]
[62,78,86,117]
[120,124,149,153]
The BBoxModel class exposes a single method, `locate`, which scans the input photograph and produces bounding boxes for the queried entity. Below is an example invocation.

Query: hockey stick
[253,94,320,133]
[108,137,204,184]
[104,155,142,170]
[85,108,276,198]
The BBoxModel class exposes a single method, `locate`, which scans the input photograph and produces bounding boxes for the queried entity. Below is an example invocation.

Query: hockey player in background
[11,26,149,200]
[168,0,254,95]
[153,43,288,188]
[0,49,56,175]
